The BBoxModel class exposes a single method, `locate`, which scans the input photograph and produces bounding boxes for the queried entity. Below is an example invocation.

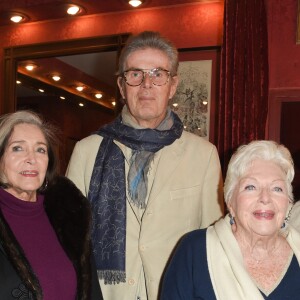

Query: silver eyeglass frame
[122,68,173,86]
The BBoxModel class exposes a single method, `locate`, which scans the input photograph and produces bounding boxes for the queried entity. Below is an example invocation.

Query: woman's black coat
[0,176,103,300]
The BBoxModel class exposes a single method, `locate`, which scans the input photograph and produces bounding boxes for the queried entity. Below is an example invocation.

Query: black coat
[0,176,103,300]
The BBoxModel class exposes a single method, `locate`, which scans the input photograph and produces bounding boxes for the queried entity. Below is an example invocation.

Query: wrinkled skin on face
[118,48,178,129]
[2,123,49,202]
[228,159,290,241]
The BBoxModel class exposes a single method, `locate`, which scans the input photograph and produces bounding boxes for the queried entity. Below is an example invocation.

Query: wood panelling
[17,95,114,173]
[281,101,300,200]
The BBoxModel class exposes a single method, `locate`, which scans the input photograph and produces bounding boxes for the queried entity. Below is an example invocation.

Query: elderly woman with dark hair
[0,110,102,300]
[161,140,300,300]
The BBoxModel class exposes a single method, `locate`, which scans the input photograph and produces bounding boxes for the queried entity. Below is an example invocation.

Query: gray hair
[0,110,59,190]
[224,140,294,204]
[117,31,179,76]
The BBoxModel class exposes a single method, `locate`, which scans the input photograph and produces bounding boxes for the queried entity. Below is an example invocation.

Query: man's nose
[142,72,152,88]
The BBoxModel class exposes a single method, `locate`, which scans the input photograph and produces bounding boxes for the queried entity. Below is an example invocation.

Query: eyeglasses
[122,68,172,86]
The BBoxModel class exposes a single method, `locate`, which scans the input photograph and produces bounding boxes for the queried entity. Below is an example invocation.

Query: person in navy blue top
[161,140,300,300]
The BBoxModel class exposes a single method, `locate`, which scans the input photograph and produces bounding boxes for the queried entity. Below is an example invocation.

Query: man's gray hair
[117,31,179,76]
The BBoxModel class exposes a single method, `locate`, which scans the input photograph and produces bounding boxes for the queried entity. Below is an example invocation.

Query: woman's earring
[229,213,235,225]
[281,205,293,228]
[42,178,48,191]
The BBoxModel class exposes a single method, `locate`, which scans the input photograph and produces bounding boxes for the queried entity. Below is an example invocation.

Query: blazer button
[128,278,135,285]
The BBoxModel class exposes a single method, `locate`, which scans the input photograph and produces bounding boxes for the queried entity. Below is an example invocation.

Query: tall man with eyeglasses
[66,31,224,300]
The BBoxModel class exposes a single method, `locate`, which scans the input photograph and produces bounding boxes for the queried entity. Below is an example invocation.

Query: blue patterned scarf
[88,109,183,284]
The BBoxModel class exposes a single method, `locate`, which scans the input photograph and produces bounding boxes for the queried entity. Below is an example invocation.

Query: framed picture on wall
[171,46,220,143]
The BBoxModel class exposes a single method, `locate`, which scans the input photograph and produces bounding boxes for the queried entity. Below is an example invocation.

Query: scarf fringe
[128,192,146,209]
[98,270,126,285]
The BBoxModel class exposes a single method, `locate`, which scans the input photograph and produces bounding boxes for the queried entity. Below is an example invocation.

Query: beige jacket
[208,215,300,300]
[66,130,224,300]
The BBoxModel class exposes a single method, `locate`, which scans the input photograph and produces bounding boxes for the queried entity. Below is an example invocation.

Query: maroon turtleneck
[0,188,77,300]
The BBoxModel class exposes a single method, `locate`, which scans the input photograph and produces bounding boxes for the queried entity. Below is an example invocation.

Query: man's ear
[117,77,126,99]
[169,75,179,99]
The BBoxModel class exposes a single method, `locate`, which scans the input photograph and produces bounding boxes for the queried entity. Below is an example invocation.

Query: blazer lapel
[146,137,185,207]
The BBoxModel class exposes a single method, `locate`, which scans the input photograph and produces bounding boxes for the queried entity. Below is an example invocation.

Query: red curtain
[217,0,269,175]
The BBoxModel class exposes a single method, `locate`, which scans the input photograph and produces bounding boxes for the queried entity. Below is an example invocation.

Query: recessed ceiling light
[76,86,84,92]
[60,96,66,100]
[25,63,37,71]
[10,15,23,23]
[39,89,45,93]
[10,13,27,23]
[95,93,102,99]
[79,103,84,107]
[67,5,82,15]
[112,101,116,106]
[128,0,143,7]
[52,75,61,81]
[16,80,21,84]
